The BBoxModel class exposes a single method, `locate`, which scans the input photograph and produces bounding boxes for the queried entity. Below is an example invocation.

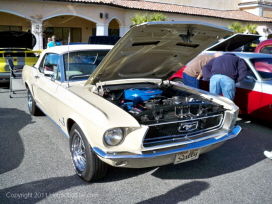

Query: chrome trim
[146,113,224,126]
[93,125,241,163]
[142,113,225,147]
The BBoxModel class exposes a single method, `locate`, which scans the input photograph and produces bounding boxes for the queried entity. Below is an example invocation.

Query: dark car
[88,35,121,45]
[0,31,40,83]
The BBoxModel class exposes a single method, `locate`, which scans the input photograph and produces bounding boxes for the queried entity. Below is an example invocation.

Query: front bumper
[94,125,241,168]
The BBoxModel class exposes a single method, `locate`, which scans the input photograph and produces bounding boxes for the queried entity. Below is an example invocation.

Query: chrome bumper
[93,125,241,168]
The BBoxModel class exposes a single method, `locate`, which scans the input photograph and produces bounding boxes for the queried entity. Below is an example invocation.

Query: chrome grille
[143,113,224,147]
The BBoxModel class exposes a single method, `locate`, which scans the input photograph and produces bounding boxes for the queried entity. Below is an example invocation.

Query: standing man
[182,54,215,89]
[202,53,247,101]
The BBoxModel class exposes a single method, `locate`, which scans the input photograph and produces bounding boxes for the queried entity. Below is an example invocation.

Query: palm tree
[130,13,150,26]
[130,13,167,26]
[149,13,168,22]
[228,22,246,33]
[245,23,258,34]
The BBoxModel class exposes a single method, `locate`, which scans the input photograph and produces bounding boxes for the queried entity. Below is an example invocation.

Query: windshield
[63,50,110,81]
[250,58,272,80]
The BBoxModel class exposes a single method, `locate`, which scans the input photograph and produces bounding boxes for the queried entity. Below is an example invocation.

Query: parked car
[0,31,41,83]
[254,38,272,55]
[169,52,272,122]
[22,21,241,182]
[204,33,261,53]
[88,35,121,45]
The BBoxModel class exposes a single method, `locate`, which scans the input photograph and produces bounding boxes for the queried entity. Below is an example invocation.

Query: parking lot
[1,83,272,204]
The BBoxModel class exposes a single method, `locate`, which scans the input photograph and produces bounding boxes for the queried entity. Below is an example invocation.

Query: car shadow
[0,108,31,174]
[0,175,84,204]
[0,175,209,204]
[136,181,210,204]
[100,166,156,182]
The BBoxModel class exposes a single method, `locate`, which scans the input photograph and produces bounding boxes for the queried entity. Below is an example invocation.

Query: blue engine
[123,88,163,111]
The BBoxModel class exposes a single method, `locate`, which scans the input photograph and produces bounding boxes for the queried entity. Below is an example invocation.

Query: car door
[32,53,62,120]
[234,73,262,116]
[258,82,272,122]
[234,57,272,121]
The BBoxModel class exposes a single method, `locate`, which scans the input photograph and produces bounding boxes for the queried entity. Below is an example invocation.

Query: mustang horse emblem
[178,121,198,132]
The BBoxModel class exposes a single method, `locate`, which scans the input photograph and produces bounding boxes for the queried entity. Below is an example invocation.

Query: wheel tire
[69,123,108,182]
[27,89,43,116]
[173,78,184,85]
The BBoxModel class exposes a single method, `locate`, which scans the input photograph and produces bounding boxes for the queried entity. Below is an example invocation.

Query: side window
[39,53,61,81]
[260,45,272,54]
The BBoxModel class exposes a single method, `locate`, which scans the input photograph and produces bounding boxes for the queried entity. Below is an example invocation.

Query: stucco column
[119,26,130,37]
[31,21,43,51]
[96,24,108,36]
[257,7,263,17]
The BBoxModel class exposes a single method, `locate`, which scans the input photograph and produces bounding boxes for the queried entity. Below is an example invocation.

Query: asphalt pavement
[0,83,272,204]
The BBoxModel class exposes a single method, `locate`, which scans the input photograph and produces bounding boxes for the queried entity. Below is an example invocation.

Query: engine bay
[100,82,225,125]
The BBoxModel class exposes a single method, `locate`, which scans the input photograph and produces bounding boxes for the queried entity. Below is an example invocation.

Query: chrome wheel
[27,90,33,112]
[71,132,86,172]
[69,123,108,182]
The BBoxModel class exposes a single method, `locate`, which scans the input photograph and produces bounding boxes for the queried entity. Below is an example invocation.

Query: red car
[254,38,272,56]
[170,52,272,122]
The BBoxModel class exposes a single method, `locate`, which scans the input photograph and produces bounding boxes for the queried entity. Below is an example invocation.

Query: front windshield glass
[63,50,110,81]
[250,58,272,80]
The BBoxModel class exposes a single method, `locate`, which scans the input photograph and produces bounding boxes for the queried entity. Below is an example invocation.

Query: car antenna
[66,31,71,88]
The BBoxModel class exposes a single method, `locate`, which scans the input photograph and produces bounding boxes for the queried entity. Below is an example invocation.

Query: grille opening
[143,113,224,148]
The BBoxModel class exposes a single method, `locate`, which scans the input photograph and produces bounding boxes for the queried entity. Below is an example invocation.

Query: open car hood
[0,31,36,49]
[205,33,261,52]
[85,21,233,85]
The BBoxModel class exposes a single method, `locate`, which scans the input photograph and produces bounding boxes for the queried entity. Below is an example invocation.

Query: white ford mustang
[22,21,241,182]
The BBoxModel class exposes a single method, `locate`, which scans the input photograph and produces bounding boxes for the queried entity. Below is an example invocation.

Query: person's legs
[182,73,199,88]
[209,75,222,96]
[220,75,236,101]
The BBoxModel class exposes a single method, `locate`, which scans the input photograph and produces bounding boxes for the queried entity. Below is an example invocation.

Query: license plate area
[174,149,200,164]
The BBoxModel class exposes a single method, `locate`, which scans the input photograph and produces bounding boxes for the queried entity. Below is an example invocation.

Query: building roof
[51,0,272,22]
[239,1,272,7]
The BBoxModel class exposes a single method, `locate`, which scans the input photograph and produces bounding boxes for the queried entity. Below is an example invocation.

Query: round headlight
[104,128,124,146]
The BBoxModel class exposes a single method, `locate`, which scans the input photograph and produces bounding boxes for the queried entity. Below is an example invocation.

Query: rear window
[260,45,272,54]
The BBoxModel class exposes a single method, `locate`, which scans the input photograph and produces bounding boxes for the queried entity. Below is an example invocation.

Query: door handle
[35,76,39,79]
